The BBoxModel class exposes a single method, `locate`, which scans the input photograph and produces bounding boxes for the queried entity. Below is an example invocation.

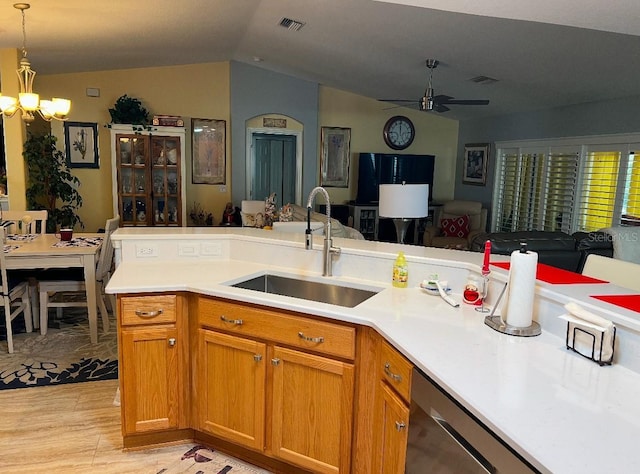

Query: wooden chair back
[96,216,120,281]
[1,210,48,234]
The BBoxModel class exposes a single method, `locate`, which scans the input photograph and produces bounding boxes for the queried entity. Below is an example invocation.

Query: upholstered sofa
[470,230,613,272]
[423,200,488,249]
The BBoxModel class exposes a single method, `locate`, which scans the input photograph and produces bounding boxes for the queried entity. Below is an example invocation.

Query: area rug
[157,445,273,474]
[0,308,118,390]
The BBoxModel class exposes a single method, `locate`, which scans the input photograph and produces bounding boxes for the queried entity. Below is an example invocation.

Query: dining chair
[37,216,120,336]
[0,227,33,353]
[1,210,48,234]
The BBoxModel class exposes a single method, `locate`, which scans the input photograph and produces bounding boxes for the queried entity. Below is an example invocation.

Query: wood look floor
[0,379,195,473]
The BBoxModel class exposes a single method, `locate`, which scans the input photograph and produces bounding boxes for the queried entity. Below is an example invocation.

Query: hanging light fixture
[0,3,71,123]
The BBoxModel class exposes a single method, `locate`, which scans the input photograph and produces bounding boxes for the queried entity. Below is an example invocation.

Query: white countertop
[107,227,640,473]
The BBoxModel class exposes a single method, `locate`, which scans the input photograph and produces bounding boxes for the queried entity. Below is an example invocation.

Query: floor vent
[279,17,306,31]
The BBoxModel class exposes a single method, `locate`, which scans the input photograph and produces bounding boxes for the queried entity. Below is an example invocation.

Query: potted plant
[108,94,150,126]
[22,132,83,232]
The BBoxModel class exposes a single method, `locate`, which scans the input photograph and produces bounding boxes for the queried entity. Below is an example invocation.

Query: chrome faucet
[306,186,341,276]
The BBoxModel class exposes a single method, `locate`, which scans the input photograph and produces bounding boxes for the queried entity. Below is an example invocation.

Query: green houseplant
[23,132,83,232]
[108,94,150,126]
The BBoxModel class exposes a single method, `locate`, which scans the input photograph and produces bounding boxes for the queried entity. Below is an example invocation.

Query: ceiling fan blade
[433,104,450,113]
[378,99,418,103]
[442,99,490,106]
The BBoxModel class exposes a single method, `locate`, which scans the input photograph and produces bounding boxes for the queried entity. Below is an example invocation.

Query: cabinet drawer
[198,297,356,360]
[121,295,177,326]
[379,340,413,403]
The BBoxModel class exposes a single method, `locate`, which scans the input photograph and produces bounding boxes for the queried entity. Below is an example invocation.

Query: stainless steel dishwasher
[406,368,539,474]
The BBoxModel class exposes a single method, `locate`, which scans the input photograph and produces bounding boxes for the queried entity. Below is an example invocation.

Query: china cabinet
[110,124,186,226]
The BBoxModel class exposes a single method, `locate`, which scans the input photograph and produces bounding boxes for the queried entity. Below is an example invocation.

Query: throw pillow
[441,215,470,238]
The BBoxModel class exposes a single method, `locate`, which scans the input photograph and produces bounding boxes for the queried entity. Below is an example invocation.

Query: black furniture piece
[470,231,613,273]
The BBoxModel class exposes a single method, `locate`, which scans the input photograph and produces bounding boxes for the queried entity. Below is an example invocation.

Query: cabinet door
[271,346,354,474]
[116,134,151,226]
[150,136,182,225]
[198,329,266,451]
[120,326,179,434]
[373,382,410,474]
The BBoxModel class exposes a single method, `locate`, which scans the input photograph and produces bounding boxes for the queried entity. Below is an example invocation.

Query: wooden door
[373,382,410,474]
[120,326,179,434]
[198,329,267,451]
[271,346,354,474]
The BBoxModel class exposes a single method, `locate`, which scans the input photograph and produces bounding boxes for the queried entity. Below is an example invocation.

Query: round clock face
[383,115,415,150]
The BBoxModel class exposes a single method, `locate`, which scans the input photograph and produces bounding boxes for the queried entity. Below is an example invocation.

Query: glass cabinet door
[116,135,150,226]
[150,136,182,226]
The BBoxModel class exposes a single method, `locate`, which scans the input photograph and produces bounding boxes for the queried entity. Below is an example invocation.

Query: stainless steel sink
[231,273,380,308]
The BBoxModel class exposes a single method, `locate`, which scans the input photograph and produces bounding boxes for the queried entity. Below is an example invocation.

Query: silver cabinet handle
[298,331,324,343]
[220,315,243,325]
[395,421,406,432]
[168,338,176,347]
[384,363,402,382]
[271,358,280,366]
[135,308,163,318]
[254,354,263,362]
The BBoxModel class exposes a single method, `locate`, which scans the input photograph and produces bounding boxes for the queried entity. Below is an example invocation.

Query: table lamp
[379,183,429,244]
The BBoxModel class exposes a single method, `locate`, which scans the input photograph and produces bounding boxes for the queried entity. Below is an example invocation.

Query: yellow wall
[0,48,28,210]
[318,87,459,205]
[37,62,231,231]
[4,61,459,231]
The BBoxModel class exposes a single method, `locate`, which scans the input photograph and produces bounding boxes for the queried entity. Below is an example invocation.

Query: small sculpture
[264,192,277,226]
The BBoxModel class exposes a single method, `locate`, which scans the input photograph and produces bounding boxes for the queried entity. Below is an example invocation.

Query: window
[494,135,640,233]
[494,148,578,233]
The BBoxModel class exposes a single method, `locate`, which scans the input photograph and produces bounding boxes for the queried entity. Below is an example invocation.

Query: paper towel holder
[484,282,542,337]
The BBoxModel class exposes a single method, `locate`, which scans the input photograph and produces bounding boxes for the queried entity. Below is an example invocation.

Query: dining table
[4,233,103,344]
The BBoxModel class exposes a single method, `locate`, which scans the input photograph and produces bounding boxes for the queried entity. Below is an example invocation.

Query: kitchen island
[107,227,640,473]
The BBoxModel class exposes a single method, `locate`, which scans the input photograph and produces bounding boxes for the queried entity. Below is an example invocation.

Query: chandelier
[0,3,71,123]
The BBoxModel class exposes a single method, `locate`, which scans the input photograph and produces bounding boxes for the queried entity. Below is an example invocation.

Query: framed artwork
[320,127,351,187]
[462,143,490,185]
[64,122,99,169]
[192,118,226,184]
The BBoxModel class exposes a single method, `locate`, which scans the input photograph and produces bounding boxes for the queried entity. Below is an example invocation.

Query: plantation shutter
[575,147,623,231]
[494,149,578,232]
[540,149,579,233]
[621,149,640,226]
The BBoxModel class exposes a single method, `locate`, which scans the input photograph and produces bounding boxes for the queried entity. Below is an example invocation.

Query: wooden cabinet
[197,329,266,451]
[196,297,355,473]
[110,124,186,227]
[118,294,189,441]
[372,339,413,474]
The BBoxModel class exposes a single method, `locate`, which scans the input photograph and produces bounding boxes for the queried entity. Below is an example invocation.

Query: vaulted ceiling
[1,0,639,121]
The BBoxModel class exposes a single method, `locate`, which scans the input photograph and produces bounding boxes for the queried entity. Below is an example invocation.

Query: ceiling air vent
[279,17,306,31]
[469,76,498,85]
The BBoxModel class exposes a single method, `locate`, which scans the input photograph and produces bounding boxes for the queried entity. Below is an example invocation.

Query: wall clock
[383,115,415,150]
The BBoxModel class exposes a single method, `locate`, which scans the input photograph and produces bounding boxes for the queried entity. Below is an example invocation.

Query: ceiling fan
[380,59,490,113]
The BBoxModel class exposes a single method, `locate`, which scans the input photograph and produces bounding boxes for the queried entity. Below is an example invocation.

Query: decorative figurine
[221,202,241,226]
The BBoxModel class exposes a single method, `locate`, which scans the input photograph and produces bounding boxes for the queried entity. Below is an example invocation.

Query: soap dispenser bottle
[392,251,408,288]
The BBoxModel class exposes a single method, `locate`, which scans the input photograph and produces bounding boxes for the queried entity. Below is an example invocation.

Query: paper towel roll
[501,247,538,328]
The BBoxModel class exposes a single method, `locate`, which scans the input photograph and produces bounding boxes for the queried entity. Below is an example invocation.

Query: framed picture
[64,122,99,169]
[462,143,490,185]
[320,127,351,187]
[192,118,226,184]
